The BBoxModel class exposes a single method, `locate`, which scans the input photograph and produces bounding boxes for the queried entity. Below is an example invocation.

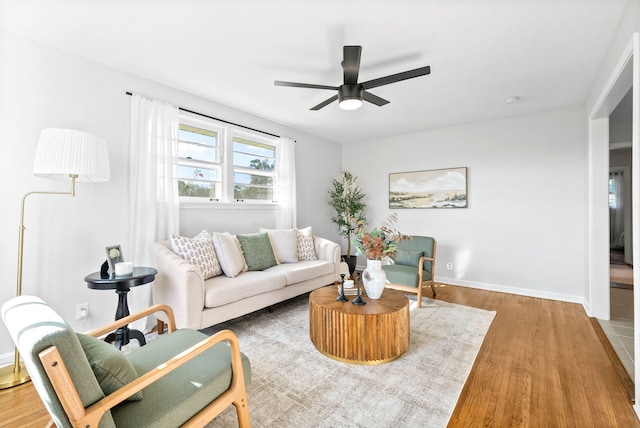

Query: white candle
[115,262,134,276]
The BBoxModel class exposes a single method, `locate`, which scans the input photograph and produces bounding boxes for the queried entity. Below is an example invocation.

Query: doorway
[588,32,639,413]
[601,88,634,379]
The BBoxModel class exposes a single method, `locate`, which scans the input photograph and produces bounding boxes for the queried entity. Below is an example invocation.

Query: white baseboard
[358,266,589,308]
[0,351,14,367]
[434,276,586,307]
[358,268,588,308]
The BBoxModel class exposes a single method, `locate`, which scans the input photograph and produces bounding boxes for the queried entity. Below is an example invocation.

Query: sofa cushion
[119,329,251,427]
[260,228,298,263]
[297,227,317,261]
[236,232,278,271]
[76,333,143,401]
[265,260,334,285]
[211,232,246,278]
[203,271,287,308]
[382,264,429,287]
[394,250,424,268]
[170,231,222,279]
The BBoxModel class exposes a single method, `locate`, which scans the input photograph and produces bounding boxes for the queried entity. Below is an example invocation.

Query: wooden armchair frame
[38,304,250,428]
[384,239,437,308]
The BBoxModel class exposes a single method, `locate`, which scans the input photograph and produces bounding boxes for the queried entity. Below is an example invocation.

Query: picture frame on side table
[105,245,124,274]
[389,167,468,209]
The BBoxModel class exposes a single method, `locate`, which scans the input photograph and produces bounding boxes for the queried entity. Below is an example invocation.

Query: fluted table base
[309,286,410,365]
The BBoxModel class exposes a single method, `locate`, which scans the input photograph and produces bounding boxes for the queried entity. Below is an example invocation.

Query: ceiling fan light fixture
[339,98,363,110]
[338,85,363,110]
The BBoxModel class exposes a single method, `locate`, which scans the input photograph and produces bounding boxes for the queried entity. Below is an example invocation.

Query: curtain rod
[125,91,284,139]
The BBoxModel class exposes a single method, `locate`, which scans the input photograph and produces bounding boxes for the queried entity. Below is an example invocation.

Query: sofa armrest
[149,241,205,330]
[313,236,341,282]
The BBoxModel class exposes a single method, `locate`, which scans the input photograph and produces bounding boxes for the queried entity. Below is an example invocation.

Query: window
[233,135,276,202]
[176,114,278,204]
[177,122,222,201]
[609,177,617,209]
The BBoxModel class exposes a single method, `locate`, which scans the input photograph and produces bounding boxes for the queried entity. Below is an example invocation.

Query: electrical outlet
[76,303,89,321]
[446,262,453,271]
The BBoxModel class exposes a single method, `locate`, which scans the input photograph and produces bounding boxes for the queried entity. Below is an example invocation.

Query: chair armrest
[40,329,246,428]
[86,304,177,337]
[418,256,436,282]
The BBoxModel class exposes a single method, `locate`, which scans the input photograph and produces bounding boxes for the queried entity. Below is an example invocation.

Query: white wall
[343,107,587,302]
[0,31,341,359]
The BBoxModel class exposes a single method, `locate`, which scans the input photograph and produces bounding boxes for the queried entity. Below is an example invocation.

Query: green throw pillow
[77,333,143,401]
[394,250,424,268]
[237,232,278,271]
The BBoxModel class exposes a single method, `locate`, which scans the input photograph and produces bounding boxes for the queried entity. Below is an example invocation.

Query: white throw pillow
[259,228,298,263]
[170,231,222,279]
[297,226,317,261]
[211,232,246,277]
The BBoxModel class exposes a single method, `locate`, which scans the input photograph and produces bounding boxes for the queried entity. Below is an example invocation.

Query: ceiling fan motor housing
[338,85,363,102]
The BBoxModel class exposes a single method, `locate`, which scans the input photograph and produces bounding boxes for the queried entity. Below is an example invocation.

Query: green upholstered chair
[1,295,251,428]
[382,236,437,308]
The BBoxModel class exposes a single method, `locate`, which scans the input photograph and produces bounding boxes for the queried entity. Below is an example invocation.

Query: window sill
[180,202,278,210]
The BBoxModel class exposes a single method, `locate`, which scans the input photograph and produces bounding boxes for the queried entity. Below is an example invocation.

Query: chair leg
[431,283,437,297]
[416,287,423,308]
[234,395,251,428]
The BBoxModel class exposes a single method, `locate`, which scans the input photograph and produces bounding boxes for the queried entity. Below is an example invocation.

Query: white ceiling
[0,0,631,144]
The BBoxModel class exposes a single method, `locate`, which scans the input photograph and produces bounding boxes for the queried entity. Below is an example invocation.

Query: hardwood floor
[440,284,639,427]
[0,284,638,427]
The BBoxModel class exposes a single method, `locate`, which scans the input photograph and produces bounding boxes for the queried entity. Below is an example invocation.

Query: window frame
[176,115,225,203]
[177,112,280,208]
[230,130,278,203]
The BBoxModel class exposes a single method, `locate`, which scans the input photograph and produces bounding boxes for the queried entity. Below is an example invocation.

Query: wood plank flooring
[0,284,637,427]
[440,284,639,427]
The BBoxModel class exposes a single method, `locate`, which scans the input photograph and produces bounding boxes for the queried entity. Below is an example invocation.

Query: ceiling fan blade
[362,91,390,107]
[360,66,431,90]
[342,45,362,85]
[310,94,339,110]
[274,80,338,90]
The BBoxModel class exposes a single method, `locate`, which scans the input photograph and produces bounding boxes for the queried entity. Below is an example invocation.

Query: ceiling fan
[274,45,431,111]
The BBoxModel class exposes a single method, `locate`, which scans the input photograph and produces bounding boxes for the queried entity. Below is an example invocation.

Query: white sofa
[149,234,340,330]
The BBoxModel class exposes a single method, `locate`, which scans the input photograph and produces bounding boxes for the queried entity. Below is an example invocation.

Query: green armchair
[1,295,251,428]
[382,236,437,308]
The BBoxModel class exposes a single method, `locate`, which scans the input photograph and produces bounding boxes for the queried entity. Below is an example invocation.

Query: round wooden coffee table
[309,286,410,365]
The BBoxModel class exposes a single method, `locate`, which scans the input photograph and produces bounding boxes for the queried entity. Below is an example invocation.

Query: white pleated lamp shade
[33,128,110,182]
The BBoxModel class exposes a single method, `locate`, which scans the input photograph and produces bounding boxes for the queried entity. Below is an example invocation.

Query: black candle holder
[351,271,366,305]
[337,274,348,302]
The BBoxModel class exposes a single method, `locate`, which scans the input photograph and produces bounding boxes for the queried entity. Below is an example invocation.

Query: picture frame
[389,167,467,209]
[105,245,124,273]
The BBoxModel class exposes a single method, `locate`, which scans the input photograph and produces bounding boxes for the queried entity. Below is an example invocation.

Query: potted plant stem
[328,171,366,275]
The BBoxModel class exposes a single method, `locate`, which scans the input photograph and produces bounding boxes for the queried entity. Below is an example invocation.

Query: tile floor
[598,287,634,379]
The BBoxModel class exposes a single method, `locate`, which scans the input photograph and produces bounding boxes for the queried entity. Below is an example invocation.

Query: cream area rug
[203,291,496,428]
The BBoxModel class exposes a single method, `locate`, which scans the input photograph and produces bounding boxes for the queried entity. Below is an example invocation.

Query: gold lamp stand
[0,128,110,389]
[0,176,77,389]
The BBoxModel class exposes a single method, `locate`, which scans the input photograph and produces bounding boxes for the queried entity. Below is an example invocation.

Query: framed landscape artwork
[389,167,468,209]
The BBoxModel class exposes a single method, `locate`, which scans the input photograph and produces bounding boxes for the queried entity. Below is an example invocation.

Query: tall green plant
[328,171,366,256]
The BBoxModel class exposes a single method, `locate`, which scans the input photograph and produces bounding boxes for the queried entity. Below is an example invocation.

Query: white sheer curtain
[276,137,296,229]
[128,94,180,330]
[610,170,625,247]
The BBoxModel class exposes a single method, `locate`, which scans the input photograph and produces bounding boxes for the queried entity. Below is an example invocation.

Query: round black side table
[84,267,157,349]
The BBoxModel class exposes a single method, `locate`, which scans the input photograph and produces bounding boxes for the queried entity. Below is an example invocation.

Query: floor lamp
[0,128,110,389]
